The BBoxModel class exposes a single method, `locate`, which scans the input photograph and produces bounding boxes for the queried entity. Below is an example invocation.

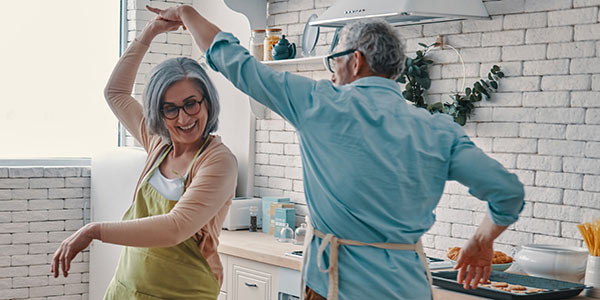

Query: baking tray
[432,271,585,300]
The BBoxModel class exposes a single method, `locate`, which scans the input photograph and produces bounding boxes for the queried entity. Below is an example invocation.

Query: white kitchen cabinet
[221,254,280,300]
[233,267,270,300]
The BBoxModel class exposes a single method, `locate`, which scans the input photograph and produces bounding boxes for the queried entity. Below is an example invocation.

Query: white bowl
[514,244,589,282]
[491,262,513,272]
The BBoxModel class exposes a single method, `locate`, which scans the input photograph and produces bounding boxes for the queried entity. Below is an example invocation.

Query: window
[0,0,121,158]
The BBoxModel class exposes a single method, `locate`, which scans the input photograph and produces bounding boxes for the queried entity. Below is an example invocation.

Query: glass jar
[263,28,282,61]
[278,223,294,243]
[249,205,258,232]
[250,29,265,61]
[294,223,307,245]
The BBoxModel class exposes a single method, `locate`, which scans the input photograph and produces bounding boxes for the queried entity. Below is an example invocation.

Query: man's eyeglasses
[323,48,357,73]
[161,98,205,120]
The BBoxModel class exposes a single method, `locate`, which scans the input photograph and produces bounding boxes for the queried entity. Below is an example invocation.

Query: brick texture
[0,166,89,298]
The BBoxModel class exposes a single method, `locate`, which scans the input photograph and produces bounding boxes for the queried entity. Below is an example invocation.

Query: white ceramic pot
[585,255,600,298]
[514,244,589,282]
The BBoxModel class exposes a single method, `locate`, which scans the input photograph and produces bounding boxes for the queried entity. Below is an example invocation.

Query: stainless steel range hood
[309,0,489,28]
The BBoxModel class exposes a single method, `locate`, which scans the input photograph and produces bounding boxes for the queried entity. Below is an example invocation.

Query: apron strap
[305,227,433,300]
[184,136,212,186]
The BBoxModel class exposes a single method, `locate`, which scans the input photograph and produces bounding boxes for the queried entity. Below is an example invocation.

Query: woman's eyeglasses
[161,98,205,120]
[323,48,357,73]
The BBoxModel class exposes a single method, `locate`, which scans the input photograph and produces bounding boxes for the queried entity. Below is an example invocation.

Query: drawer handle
[244,282,258,288]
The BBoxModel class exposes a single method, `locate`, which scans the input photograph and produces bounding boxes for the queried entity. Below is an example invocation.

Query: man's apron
[104,140,219,300]
[301,220,433,300]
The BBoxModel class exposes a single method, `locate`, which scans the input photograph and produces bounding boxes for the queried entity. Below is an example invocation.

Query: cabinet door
[234,269,269,300]
[228,256,277,300]
[218,291,227,300]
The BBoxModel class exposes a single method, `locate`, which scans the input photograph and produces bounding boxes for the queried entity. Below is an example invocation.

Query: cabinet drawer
[229,256,277,300]
[233,269,270,300]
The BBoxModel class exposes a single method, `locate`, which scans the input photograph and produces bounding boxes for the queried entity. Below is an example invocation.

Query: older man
[149,5,525,300]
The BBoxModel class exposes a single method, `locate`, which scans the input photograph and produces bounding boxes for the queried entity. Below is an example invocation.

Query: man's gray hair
[339,19,405,79]
[143,57,219,144]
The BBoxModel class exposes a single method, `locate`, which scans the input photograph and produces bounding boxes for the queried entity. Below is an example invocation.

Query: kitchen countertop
[218,230,304,270]
[218,230,592,299]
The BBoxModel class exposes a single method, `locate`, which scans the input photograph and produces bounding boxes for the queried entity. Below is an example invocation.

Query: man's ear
[351,51,363,76]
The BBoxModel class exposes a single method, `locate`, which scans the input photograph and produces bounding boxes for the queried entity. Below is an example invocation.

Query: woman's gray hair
[143,57,219,144]
[339,19,405,79]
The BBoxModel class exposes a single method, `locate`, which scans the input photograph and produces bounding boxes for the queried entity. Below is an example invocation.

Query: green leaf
[480,80,489,88]
[490,81,498,89]
[480,87,490,98]
[416,51,423,57]
[492,65,500,72]
[455,114,466,126]
[428,102,444,112]
[417,77,431,89]
[497,71,505,78]
[413,67,422,76]
[488,73,493,80]
[397,76,406,84]
[418,42,428,48]
[443,104,457,115]
[465,87,472,97]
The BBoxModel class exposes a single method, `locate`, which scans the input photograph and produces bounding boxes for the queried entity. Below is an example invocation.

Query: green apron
[104,140,219,300]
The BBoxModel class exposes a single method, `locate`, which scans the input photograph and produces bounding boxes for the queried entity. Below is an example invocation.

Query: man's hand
[146,5,187,29]
[454,236,493,290]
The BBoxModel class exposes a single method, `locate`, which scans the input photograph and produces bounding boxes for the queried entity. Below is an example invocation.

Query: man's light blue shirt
[206,32,524,299]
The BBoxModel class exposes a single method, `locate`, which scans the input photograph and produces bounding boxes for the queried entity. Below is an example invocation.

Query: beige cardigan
[101,38,238,286]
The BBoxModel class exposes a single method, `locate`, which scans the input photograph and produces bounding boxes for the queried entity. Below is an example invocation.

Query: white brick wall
[0,166,90,300]
[262,0,600,258]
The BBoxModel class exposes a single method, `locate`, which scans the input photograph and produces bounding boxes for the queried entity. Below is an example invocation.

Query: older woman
[51,17,237,299]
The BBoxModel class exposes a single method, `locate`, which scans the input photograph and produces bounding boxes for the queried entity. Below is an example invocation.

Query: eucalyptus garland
[397,43,504,125]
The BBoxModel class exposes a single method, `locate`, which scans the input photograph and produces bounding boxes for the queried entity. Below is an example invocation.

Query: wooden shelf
[262,55,326,66]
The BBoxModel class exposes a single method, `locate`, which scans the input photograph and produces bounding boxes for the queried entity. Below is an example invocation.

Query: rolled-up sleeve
[448,131,525,226]
[206,32,318,128]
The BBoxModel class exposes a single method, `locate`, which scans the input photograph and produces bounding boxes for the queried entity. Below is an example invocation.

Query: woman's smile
[177,120,197,132]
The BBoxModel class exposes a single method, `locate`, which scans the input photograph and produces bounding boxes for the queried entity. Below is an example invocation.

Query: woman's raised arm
[103,17,182,150]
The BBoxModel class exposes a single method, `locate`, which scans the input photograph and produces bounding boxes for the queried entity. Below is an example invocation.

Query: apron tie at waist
[312,229,433,300]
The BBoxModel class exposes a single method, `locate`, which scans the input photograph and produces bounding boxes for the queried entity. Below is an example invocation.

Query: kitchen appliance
[514,244,589,282]
[222,197,262,230]
[309,0,489,28]
[432,270,586,300]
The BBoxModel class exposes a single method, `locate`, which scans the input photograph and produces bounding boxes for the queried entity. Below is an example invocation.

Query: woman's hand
[138,16,184,45]
[148,16,184,35]
[454,236,493,290]
[146,5,186,24]
[51,223,99,278]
